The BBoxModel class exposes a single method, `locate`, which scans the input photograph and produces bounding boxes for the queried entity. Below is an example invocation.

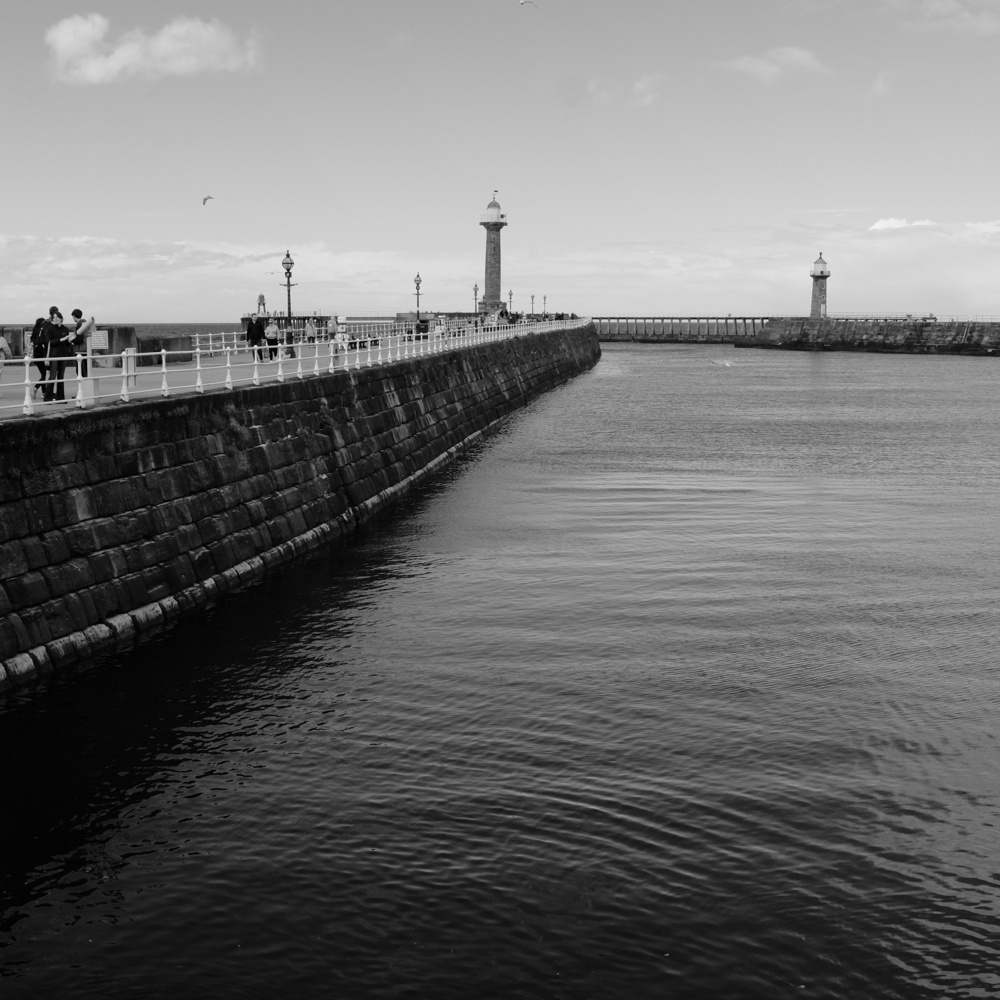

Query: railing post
[21,359,34,416]
[295,348,304,380]
[313,343,320,377]
[251,347,260,386]
[225,347,234,390]
[74,355,85,408]
[328,339,336,374]
[195,346,204,393]
[119,350,130,402]
[160,349,169,396]
[277,350,285,383]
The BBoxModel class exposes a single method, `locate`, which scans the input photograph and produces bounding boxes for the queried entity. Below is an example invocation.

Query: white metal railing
[1,317,588,418]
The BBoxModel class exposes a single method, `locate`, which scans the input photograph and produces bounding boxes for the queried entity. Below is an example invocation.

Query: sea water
[1,342,998,999]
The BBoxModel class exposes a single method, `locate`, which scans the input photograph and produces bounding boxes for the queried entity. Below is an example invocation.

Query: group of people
[28,306,95,402]
[244,313,283,362]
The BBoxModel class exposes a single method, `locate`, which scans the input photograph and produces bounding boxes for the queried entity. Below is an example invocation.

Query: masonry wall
[0,324,600,692]
[745,318,1000,354]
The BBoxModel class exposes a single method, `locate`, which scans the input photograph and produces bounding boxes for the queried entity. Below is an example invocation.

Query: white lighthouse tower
[810,253,830,319]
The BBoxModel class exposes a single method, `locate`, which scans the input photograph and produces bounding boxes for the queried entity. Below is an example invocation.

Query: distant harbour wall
[739,318,1000,354]
[594,317,770,343]
[0,323,600,694]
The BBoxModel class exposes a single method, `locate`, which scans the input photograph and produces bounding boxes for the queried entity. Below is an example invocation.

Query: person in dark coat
[43,307,68,402]
[247,313,265,362]
[29,318,48,398]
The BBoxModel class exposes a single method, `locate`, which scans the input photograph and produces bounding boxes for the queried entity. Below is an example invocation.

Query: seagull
[202,195,214,205]
[520,0,539,6]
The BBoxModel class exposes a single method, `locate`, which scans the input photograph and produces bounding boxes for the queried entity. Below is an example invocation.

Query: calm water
[2,342,999,999]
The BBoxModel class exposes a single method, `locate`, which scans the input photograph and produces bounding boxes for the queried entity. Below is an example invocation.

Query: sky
[2,0,1000,322]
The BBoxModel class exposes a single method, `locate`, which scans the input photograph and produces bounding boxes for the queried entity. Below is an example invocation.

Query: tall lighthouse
[480,192,507,312]
[810,252,830,319]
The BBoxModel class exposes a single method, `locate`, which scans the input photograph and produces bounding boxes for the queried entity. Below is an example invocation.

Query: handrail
[1,317,589,418]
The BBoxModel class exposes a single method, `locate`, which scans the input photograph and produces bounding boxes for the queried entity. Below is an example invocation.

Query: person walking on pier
[247,313,266,362]
[264,316,279,360]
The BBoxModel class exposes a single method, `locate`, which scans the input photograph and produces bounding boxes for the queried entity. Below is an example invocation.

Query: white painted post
[195,347,204,393]
[328,339,336,374]
[74,356,85,408]
[312,343,320,377]
[119,351,130,402]
[160,349,169,396]
[251,348,260,386]
[224,348,233,390]
[277,351,285,383]
[21,360,34,416]
[296,349,304,380]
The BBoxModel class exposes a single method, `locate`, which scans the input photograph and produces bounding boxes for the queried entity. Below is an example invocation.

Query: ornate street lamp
[473,283,479,314]
[414,272,422,326]
[281,250,296,326]
[543,294,547,317]
[508,289,513,312]
[531,294,535,317]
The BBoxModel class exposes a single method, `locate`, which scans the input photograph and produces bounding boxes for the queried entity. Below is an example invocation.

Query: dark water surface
[2,343,999,999]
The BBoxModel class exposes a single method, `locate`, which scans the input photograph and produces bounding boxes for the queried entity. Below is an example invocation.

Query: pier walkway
[0,317,586,422]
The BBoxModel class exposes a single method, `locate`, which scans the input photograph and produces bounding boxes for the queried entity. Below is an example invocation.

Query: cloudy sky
[2,0,999,321]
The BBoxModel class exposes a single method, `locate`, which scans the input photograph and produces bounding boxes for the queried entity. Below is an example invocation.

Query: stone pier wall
[743,318,1000,354]
[0,323,600,693]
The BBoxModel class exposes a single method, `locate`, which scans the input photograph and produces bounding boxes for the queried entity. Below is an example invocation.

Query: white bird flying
[520,0,539,6]
[202,195,214,205]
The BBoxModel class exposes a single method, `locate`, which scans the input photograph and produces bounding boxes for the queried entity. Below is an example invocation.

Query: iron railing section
[1,317,588,418]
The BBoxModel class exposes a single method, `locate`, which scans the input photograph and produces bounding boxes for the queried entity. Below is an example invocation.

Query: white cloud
[869,217,935,229]
[559,76,614,108]
[45,14,260,84]
[906,0,1000,34]
[870,70,894,96]
[717,46,831,83]
[631,74,663,107]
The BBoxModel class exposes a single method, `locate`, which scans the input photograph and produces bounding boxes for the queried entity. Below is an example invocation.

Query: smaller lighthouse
[810,253,830,319]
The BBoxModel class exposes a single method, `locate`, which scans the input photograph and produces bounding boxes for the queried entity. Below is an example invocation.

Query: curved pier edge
[0,325,599,695]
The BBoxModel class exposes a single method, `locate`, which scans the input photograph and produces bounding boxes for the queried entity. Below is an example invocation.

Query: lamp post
[508,289,513,312]
[543,295,547,317]
[531,294,535,317]
[281,251,296,328]
[473,283,479,314]
[414,272,422,328]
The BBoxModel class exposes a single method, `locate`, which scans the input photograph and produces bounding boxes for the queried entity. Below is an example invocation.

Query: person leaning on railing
[69,309,94,377]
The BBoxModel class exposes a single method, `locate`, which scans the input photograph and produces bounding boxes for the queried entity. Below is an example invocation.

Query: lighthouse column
[810,253,830,319]
[480,192,508,312]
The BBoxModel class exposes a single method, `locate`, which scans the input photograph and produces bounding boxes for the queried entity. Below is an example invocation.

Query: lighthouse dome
[811,253,830,276]
[483,195,503,223]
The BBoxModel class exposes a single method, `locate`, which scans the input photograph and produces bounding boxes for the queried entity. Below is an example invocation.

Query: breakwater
[594,317,769,342]
[0,322,599,693]
[739,317,1000,354]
